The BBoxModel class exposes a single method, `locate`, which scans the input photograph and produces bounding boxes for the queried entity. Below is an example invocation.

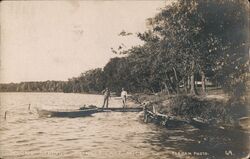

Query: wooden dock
[98,107,143,112]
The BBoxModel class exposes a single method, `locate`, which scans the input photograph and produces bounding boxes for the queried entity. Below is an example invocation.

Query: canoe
[36,108,97,118]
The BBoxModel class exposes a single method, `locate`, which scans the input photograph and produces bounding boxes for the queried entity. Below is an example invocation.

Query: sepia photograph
[0,0,249,158]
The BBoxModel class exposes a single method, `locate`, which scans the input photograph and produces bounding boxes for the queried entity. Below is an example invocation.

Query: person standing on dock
[102,87,111,108]
[121,88,128,108]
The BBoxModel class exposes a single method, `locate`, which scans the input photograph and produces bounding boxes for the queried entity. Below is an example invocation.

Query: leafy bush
[155,95,248,125]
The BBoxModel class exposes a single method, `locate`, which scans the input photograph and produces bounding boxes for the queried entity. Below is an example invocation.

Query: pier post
[4,111,7,120]
[143,105,148,123]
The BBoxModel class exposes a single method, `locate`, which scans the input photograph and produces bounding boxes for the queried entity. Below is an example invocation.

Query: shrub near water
[156,95,248,126]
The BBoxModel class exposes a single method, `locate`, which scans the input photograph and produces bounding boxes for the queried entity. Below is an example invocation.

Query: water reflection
[146,123,250,159]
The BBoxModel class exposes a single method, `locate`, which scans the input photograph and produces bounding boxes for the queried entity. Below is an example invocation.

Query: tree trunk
[190,73,196,95]
[201,70,206,96]
[151,87,155,93]
[190,61,197,95]
[173,67,180,94]
[187,76,191,91]
[184,77,188,94]
[167,74,177,94]
[163,82,170,95]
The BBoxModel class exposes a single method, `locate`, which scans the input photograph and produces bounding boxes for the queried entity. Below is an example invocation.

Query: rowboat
[36,107,143,118]
[36,108,97,118]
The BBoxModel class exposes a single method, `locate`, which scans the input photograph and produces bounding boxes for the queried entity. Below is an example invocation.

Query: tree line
[0,81,66,92]
[0,0,249,97]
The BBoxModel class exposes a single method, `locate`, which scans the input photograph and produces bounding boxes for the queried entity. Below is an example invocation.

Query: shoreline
[1,91,249,130]
[130,93,249,131]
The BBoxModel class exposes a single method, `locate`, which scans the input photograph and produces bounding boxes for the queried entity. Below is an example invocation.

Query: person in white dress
[121,88,128,108]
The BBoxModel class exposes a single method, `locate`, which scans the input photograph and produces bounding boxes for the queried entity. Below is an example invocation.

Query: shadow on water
[146,124,250,159]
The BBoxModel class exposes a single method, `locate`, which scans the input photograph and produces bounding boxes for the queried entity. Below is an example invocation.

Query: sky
[0,0,172,83]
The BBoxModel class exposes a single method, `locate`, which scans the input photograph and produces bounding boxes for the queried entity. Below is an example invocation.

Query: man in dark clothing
[102,87,111,108]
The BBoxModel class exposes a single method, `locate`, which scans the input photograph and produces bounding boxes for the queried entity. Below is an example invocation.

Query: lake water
[0,93,249,159]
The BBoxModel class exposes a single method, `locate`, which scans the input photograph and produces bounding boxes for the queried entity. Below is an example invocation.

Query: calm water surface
[0,93,249,159]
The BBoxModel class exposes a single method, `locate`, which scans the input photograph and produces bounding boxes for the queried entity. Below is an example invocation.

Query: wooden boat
[143,109,188,127]
[36,107,143,118]
[143,106,211,128]
[189,117,210,128]
[36,108,97,118]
